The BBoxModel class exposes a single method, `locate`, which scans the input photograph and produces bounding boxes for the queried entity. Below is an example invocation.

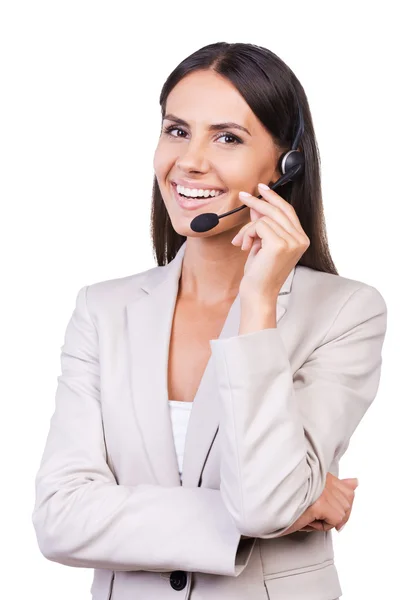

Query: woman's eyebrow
[163,113,251,136]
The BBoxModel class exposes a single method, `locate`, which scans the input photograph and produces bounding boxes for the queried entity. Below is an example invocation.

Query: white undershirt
[168,400,193,480]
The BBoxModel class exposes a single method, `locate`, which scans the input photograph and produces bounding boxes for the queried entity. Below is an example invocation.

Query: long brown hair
[150,42,338,275]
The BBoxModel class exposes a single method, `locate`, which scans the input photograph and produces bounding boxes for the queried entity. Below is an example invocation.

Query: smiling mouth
[172,182,227,199]
[170,182,228,209]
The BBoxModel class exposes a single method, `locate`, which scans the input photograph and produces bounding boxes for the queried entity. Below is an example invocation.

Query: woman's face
[153,69,281,238]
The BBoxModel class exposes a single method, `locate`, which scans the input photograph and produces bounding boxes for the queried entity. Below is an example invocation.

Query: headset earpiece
[260,151,305,198]
[279,149,305,178]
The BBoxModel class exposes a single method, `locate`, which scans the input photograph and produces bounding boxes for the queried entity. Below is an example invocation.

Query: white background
[1,1,398,598]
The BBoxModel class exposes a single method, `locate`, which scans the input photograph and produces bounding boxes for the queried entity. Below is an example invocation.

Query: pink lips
[171,183,227,210]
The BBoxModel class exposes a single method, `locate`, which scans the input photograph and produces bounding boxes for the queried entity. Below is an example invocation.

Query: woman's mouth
[170,182,228,210]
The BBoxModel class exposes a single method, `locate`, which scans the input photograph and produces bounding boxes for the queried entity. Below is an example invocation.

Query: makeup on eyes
[162,124,243,146]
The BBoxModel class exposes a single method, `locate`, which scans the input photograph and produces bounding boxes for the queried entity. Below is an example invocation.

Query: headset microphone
[190,96,306,233]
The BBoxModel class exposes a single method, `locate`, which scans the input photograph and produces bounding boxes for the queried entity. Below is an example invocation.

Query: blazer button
[169,570,187,591]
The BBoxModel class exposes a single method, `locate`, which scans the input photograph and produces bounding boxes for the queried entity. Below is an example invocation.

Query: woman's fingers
[329,484,352,512]
[299,525,323,532]
[301,520,334,532]
[326,473,357,508]
[332,475,358,493]
[333,479,357,531]
[240,216,294,251]
[313,494,346,527]
[232,187,306,248]
[256,184,304,233]
[324,492,348,526]
[331,477,357,530]
[340,478,359,492]
[312,480,348,527]
[335,509,352,532]
[253,187,304,233]
[231,221,253,247]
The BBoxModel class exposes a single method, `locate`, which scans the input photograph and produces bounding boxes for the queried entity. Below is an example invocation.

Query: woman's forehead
[165,72,257,132]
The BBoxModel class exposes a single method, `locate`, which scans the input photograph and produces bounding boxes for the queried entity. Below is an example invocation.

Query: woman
[32,42,387,599]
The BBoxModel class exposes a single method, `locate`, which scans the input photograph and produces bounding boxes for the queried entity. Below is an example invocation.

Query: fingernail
[258,183,270,190]
[239,191,251,198]
[337,524,347,532]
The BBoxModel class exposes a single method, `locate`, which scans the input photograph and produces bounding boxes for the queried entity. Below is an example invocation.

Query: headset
[190,95,305,233]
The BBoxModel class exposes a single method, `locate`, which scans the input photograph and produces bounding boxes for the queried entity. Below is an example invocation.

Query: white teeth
[176,184,224,198]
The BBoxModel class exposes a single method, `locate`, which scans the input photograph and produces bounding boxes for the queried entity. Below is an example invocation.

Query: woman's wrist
[238,296,278,334]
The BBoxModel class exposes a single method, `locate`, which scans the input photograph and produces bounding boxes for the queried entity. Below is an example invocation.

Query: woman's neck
[179,238,249,306]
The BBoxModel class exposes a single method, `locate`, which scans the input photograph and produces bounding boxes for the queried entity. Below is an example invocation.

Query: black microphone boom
[190,164,304,233]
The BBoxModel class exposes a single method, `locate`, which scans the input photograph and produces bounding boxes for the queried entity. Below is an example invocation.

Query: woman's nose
[175,140,210,172]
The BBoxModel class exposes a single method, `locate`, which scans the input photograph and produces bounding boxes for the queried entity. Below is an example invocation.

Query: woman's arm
[31,286,254,576]
[210,285,387,538]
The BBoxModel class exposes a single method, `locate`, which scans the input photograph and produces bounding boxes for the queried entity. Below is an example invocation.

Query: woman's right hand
[281,473,358,536]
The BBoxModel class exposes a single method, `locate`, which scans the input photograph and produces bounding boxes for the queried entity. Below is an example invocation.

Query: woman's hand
[281,473,359,536]
[231,184,310,303]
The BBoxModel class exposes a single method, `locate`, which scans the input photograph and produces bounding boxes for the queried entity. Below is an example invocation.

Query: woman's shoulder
[293,265,387,321]
[82,263,163,313]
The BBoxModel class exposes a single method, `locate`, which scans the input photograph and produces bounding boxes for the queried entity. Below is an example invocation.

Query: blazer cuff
[210,327,289,376]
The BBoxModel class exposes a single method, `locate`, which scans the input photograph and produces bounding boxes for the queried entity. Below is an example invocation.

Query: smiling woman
[151,42,335,276]
[32,41,387,600]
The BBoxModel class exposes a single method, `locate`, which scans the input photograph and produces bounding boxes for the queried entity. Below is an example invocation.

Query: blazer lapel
[126,241,295,489]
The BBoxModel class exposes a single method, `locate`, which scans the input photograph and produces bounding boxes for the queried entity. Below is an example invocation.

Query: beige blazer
[32,241,387,600]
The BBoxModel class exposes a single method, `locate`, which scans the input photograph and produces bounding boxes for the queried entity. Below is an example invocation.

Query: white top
[168,400,193,480]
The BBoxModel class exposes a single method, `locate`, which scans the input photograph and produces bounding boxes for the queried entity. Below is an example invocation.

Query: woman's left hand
[231,183,310,303]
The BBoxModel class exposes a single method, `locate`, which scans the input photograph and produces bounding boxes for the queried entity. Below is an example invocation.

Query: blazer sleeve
[31,285,256,575]
[209,284,387,538]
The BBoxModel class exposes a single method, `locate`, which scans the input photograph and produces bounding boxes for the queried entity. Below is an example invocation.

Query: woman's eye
[162,126,242,145]
[163,126,186,138]
[218,133,241,145]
